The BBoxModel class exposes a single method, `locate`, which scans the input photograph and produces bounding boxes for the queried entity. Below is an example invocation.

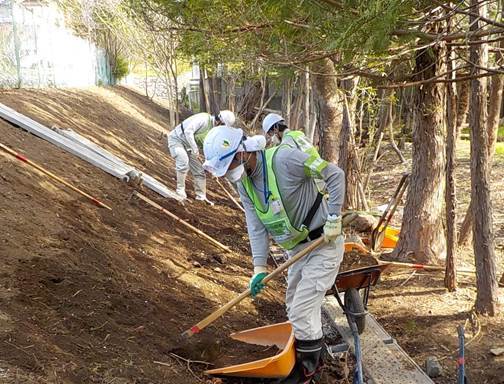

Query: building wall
[0,0,111,88]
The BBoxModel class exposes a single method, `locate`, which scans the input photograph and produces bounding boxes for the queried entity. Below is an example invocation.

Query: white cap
[203,126,244,177]
[262,113,284,134]
[242,135,266,152]
[217,110,236,127]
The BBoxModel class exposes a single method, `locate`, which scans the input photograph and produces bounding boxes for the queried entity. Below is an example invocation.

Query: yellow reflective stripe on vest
[305,156,328,178]
[283,131,328,177]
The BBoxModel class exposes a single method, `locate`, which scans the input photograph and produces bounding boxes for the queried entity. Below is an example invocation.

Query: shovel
[181,237,325,339]
[371,173,409,251]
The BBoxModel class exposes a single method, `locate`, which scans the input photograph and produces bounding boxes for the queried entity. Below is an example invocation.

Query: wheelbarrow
[326,263,389,334]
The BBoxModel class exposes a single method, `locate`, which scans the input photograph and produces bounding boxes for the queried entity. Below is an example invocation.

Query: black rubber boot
[276,338,325,384]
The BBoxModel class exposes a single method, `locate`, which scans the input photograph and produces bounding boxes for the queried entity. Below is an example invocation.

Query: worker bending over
[203,126,345,383]
[263,113,326,193]
[168,110,235,203]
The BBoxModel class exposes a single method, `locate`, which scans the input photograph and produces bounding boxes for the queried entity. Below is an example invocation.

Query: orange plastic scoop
[205,322,295,378]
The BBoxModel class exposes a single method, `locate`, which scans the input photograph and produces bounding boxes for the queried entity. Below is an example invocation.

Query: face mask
[226,164,245,183]
[270,135,281,146]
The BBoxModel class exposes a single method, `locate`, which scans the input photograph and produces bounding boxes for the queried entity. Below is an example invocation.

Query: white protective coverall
[168,112,214,199]
[237,146,345,341]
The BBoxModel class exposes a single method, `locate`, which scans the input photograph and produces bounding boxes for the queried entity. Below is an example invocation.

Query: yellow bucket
[205,322,295,378]
[381,226,400,249]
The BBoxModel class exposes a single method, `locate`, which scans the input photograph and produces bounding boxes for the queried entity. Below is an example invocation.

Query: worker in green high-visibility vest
[202,126,345,383]
[263,113,326,192]
[167,110,235,203]
[262,113,317,152]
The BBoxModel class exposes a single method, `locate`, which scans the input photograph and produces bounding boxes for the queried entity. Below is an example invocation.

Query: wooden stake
[0,142,112,210]
[379,260,476,275]
[182,237,324,338]
[133,191,233,254]
[215,178,245,213]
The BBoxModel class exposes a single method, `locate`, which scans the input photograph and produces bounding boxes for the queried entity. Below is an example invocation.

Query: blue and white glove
[323,214,342,242]
[249,266,268,297]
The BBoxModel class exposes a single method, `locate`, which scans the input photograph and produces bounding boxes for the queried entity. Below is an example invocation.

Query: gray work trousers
[285,236,344,341]
[167,132,206,198]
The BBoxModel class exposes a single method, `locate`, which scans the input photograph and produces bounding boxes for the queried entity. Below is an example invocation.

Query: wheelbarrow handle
[181,237,325,338]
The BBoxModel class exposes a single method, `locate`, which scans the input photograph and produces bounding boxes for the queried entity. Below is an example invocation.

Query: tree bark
[363,90,389,190]
[338,78,367,209]
[227,76,236,112]
[392,32,447,264]
[388,95,407,163]
[206,74,217,114]
[199,65,208,112]
[456,77,470,136]
[458,34,504,248]
[282,76,293,127]
[304,66,310,133]
[314,58,343,163]
[469,0,498,316]
[445,20,458,292]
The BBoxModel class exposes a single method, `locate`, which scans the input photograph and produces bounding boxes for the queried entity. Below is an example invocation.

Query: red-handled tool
[0,142,112,210]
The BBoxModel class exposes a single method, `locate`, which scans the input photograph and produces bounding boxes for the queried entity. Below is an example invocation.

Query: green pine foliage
[145,0,421,70]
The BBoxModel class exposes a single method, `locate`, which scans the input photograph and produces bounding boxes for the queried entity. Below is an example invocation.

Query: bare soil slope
[1,87,502,384]
[0,87,285,383]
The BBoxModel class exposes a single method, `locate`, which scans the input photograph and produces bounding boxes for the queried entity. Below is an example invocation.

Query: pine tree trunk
[469,0,498,316]
[304,67,310,133]
[388,96,406,163]
[392,33,447,264]
[456,78,470,136]
[207,75,217,114]
[445,29,458,292]
[458,43,504,248]
[283,77,293,127]
[363,90,389,190]
[314,58,343,163]
[199,65,208,112]
[338,78,363,209]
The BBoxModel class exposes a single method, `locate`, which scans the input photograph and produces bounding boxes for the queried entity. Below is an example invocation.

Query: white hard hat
[203,126,244,177]
[217,110,236,127]
[262,113,284,134]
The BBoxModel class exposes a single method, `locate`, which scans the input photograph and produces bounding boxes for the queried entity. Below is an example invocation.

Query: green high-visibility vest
[194,116,213,147]
[283,131,325,177]
[241,146,327,250]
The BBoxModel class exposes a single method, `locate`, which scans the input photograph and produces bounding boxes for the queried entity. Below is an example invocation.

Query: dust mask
[226,164,245,183]
[270,135,281,146]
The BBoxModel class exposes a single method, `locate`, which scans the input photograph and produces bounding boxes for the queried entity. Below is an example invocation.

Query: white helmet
[262,113,284,134]
[217,110,236,127]
[203,126,244,177]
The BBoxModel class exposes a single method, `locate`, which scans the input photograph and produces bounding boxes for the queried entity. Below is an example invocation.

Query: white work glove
[323,214,342,243]
[249,266,268,297]
[189,147,199,157]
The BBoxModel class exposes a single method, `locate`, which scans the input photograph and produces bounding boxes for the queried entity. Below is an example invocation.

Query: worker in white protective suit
[168,110,235,203]
[203,126,345,383]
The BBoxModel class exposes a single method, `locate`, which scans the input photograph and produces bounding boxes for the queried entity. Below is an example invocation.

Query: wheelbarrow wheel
[344,288,366,334]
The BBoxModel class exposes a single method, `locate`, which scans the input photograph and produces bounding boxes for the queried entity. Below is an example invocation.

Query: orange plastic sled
[205,322,295,378]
